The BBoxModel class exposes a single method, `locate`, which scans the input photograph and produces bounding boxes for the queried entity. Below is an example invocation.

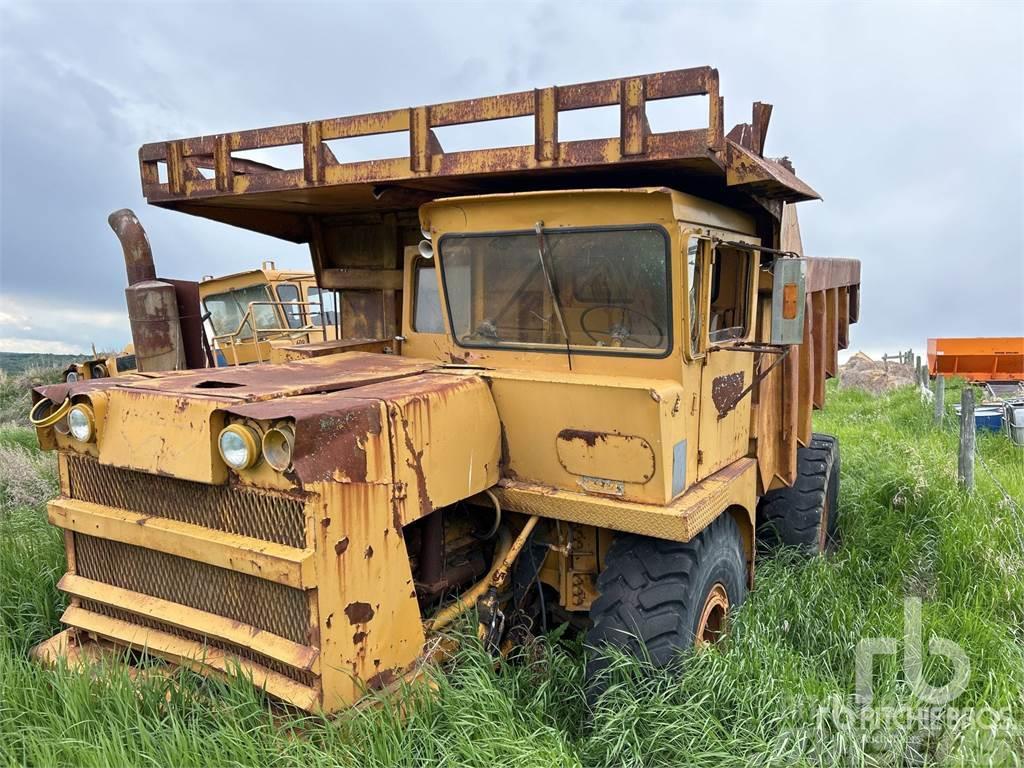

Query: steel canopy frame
[138,67,819,242]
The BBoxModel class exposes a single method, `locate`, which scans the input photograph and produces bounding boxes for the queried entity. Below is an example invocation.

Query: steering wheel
[580,305,665,349]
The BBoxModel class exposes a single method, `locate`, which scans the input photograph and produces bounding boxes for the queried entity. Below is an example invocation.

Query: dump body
[33,66,860,711]
[927,337,1024,383]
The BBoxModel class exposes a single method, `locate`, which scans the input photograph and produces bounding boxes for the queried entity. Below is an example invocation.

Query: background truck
[29,66,860,711]
[199,262,343,366]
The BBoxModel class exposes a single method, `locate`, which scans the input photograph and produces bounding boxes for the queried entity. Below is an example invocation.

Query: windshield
[439,226,670,355]
[203,284,277,339]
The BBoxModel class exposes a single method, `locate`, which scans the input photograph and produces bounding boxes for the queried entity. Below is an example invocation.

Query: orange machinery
[927,337,1024,382]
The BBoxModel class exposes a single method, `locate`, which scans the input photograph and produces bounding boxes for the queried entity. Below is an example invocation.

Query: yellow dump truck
[29,67,859,711]
[62,259,348,378]
[199,262,343,366]
[62,346,138,383]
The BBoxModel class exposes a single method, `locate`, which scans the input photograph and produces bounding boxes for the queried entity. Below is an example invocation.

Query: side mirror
[770,257,807,345]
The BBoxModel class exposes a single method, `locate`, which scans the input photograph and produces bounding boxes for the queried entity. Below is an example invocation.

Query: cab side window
[276,284,303,329]
[308,287,338,326]
[413,263,444,333]
[687,238,707,358]
[708,246,753,343]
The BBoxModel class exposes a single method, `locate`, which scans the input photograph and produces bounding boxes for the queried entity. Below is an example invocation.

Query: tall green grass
[1,383,1021,766]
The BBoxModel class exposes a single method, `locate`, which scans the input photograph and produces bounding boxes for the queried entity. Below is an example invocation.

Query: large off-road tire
[756,432,839,555]
[584,513,747,691]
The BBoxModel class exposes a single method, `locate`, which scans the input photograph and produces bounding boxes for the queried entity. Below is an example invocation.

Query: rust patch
[352,630,367,644]
[364,545,374,559]
[334,537,349,555]
[325,613,333,629]
[321,517,331,528]
[558,428,604,448]
[390,401,432,517]
[712,371,745,416]
[367,668,398,691]
[344,602,375,624]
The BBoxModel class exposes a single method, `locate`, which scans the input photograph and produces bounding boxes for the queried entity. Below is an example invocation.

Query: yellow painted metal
[58,574,320,672]
[494,457,757,544]
[61,606,319,711]
[307,479,424,710]
[378,374,501,526]
[199,266,336,365]
[481,370,687,504]
[90,388,229,484]
[48,498,315,588]
[555,431,655,484]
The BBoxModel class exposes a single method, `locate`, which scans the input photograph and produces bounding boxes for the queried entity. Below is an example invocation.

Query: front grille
[74,534,311,646]
[80,600,316,687]
[66,455,307,549]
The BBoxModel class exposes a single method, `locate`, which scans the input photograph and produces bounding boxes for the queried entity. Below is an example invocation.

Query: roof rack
[139,67,818,242]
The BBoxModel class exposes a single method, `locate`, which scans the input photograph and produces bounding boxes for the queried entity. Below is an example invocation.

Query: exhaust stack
[108,209,186,372]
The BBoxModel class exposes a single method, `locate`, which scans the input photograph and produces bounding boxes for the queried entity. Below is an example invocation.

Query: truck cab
[200,262,339,365]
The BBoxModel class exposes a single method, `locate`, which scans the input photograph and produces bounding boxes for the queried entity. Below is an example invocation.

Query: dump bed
[138,66,818,243]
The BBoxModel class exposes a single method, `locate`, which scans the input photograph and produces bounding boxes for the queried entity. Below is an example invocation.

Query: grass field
[1,374,1021,767]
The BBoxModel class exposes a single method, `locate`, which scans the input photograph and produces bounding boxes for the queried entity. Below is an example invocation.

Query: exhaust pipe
[108,209,186,372]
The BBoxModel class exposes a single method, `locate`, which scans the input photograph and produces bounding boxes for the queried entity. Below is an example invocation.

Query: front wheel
[584,513,747,692]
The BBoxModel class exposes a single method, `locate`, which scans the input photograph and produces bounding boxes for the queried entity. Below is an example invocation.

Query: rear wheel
[756,432,839,555]
[584,513,747,691]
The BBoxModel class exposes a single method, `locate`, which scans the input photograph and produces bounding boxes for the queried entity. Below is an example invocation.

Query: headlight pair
[30,398,95,442]
[218,422,295,472]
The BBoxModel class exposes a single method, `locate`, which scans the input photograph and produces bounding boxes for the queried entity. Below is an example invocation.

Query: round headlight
[68,404,95,442]
[90,363,109,379]
[262,424,295,472]
[218,424,260,470]
[65,370,79,383]
[29,397,71,428]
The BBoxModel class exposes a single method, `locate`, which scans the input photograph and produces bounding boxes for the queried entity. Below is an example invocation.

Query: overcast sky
[1,0,1021,357]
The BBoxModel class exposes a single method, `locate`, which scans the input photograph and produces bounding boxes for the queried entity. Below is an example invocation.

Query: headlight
[29,397,71,428]
[218,424,261,470]
[65,370,79,383]
[68,404,95,442]
[262,424,295,472]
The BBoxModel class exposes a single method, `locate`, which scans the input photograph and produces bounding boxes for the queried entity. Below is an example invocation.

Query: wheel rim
[696,582,729,646]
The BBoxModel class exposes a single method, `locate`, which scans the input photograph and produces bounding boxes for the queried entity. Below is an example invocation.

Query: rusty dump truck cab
[198,262,348,366]
[31,67,860,711]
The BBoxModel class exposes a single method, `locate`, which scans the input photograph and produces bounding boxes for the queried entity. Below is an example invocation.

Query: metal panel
[66,455,307,548]
[73,534,312,645]
[770,257,807,345]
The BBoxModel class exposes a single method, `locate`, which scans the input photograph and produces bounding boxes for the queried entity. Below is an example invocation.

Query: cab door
[695,244,758,480]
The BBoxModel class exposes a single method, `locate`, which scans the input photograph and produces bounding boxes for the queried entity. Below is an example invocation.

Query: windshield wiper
[534,221,572,370]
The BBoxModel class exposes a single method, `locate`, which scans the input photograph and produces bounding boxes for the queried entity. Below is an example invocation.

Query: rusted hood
[33,352,436,406]
[221,372,500,490]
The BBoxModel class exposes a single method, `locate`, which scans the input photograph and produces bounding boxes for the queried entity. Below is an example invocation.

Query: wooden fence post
[915,355,922,385]
[933,375,945,426]
[958,388,975,491]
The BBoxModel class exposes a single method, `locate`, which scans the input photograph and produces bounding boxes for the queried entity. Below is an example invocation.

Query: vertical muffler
[108,209,186,372]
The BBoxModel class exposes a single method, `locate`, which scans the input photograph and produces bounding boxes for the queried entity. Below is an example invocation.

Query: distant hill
[0,351,81,375]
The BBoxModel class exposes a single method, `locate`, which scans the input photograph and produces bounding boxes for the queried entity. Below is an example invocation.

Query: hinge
[697,450,704,465]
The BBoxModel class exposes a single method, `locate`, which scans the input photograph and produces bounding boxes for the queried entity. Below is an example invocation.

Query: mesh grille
[79,599,316,688]
[74,534,311,646]
[66,455,307,549]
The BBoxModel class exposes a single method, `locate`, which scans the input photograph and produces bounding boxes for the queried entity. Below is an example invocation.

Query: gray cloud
[1,0,1021,355]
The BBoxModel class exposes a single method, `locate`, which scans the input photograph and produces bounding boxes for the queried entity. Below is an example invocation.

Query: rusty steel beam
[138,66,730,210]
